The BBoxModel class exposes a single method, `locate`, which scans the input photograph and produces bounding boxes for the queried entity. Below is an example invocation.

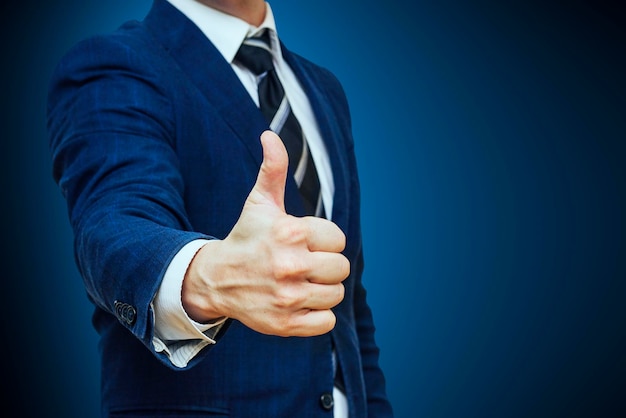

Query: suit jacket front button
[319,392,334,411]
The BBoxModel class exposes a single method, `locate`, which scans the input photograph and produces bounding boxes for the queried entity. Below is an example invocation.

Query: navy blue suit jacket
[48,1,392,416]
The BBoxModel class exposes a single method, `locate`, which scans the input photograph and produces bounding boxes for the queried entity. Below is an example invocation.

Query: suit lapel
[143,0,267,167]
[281,48,350,231]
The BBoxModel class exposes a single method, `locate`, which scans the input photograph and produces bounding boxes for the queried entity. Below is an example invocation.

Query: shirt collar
[166,0,281,63]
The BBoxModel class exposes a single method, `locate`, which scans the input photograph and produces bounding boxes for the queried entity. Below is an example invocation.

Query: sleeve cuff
[152,239,227,367]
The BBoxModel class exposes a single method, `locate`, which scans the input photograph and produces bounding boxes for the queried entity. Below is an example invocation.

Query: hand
[182,130,349,337]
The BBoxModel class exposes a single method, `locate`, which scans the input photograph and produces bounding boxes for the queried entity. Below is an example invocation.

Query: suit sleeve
[47,35,219,368]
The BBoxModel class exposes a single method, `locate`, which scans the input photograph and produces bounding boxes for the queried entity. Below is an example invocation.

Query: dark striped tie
[235,32,325,217]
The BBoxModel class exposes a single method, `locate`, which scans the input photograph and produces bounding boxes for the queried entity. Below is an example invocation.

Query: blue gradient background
[3,1,625,417]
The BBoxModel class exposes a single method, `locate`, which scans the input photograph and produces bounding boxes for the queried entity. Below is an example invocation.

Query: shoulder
[284,48,352,115]
[49,20,168,91]
[47,19,176,112]
[47,20,177,152]
[288,51,345,92]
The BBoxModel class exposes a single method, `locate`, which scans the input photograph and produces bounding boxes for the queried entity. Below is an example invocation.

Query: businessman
[48,0,393,416]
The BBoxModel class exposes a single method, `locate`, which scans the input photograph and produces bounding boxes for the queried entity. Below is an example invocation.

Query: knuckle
[339,256,350,279]
[261,311,292,336]
[337,230,347,251]
[327,222,346,252]
[273,216,307,245]
[325,311,337,332]
[274,286,303,310]
[272,258,292,281]
[311,311,336,336]
[337,283,345,302]
[272,256,307,281]
[271,318,292,337]
[275,314,301,337]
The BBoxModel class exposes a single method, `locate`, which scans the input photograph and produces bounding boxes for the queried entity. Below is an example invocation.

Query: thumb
[251,130,289,211]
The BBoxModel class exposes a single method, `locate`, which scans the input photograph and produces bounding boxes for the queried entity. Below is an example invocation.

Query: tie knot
[235,32,274,75]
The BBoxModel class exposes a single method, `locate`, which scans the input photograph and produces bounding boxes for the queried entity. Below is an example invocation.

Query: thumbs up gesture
[182,131,349,337]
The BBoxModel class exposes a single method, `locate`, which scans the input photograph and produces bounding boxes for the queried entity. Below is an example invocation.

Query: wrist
[181,240,227,323]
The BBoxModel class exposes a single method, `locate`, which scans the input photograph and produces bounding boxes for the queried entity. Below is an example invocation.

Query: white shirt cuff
[152,239,227,368]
